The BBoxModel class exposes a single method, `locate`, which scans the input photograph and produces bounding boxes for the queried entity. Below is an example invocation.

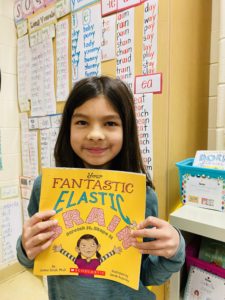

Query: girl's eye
[76,120,87,126]
[105,121,117,127]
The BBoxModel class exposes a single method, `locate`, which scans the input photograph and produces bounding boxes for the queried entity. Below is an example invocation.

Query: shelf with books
[168,205,225,300]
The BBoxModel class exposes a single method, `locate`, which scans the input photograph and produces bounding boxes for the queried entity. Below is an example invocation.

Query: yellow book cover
[34,168,146,290]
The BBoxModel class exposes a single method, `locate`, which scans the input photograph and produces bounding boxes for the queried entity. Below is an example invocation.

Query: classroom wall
[208,0,225,150]
[0,0,21,188]
[156,0,211,216]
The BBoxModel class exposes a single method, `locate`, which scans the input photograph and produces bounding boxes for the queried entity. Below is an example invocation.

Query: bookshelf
[168,205,225,300]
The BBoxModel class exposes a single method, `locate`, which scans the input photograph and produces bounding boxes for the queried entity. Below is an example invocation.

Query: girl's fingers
[133,240,177,258]
[25,231,55,249]
[28,210,56,226]
[131,227,162,239]
[22,211,58,259]
[26,237,54,260]
[30,219,58,236]
[137,216,167,230]
[133,239,165,251]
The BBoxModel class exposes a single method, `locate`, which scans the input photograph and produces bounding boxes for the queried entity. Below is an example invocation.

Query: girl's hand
[22,210,57,260]
[131,216,180,259]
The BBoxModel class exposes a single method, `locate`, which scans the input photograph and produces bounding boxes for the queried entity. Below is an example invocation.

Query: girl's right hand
[22,210,57,260]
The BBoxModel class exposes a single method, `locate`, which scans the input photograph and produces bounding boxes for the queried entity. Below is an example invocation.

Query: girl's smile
[70,95,123,169]
[83,147,109,155]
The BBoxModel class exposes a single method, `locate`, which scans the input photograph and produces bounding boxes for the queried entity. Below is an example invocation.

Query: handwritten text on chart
[135,73,162,94]
[116,9,135,90]
[134,93,153,176]
[142,0,158,74]
[71,4,101,84]
[101,0,144,16]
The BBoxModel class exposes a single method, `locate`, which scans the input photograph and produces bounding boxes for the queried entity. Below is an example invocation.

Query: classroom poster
[71,4,102,84]
[40,127,59,168]
[28,131,39,178]
[20,176,34,222]
[56,19,69,101]
[56,0,71,18]
[142,0,158,75]
[34,168,146,290]
[30,38,56,116]
[116,8,135,91]
[101,14,116,61]
[20,113,39,177]
[0,199,22,266]
[71,0,99,12]
[134,93,153,177]
[17,34,30,112]
[20,113,31,176]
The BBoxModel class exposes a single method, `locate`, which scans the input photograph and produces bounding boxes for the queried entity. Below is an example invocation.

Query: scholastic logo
[70,268,105,276]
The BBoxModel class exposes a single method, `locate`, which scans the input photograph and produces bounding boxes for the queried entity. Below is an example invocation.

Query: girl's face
[77,239,99,258]
[70,95,123,169]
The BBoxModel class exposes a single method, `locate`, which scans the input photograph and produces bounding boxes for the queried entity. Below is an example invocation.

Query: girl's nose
[87,126,105,140]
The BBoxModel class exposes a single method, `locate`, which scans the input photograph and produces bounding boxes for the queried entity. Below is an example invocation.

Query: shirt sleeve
[140,187,185,286]
[16,176,42,268]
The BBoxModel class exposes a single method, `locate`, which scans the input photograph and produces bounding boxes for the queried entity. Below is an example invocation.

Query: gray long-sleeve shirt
[17,175,185,300]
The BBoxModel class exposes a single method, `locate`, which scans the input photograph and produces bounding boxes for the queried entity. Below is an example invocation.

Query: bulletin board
[15,0,159,191]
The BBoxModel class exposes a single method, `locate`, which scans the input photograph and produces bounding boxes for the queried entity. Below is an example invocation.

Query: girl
[53,234,122,278]
[17,76,185,300]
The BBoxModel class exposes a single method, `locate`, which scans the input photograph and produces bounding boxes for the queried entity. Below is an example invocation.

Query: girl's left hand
[131,216,180,259]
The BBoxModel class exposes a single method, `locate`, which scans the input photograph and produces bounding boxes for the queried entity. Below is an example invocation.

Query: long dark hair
[54,76,153,188]
[76,234,101,259]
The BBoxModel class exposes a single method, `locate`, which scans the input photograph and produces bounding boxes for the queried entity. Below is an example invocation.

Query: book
[199,237,225,268]
[34,168,146,290]
[184,266,225,300]
[193,150,225,170]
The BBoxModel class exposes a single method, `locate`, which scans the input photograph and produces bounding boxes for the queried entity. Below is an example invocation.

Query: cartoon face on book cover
[34,168,146,290]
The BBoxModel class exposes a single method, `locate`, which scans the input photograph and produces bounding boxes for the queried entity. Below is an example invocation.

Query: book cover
[199,237,225,268]
[184,266,225,300]
[34,168,146,290]
[193,150,225,170]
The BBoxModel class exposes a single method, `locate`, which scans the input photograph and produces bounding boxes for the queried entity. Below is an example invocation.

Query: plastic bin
[176,158,225,211]
[186,238,225,279]
[176,158,225,193]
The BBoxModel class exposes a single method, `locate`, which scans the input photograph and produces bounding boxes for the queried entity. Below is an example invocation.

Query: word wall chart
[0,199,22,267]
[71,3,102,84]
[116,8,135,90]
